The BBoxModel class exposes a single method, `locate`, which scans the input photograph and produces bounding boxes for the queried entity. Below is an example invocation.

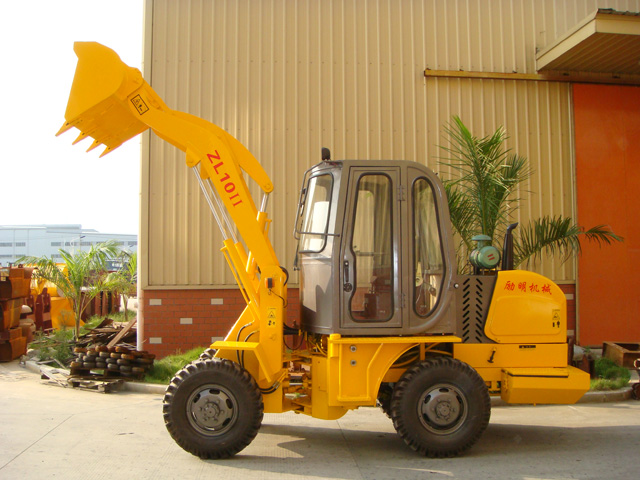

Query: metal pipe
[204,178,239,244]
[260,192,269,212]
[136,234,143,352]
[192,168,227,238]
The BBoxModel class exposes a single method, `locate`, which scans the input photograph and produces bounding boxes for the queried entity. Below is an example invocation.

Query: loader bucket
[57,42,149,156]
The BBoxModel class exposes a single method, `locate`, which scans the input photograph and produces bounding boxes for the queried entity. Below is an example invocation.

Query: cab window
[299,174,333,252]
[350,174,393,321]
[413,178,444,316]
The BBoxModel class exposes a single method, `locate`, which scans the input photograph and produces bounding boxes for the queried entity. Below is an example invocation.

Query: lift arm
[59,42,278,268]
[58,42,286,385]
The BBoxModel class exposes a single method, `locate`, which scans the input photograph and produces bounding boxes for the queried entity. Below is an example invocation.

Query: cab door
[405,166,448,331]
[340,167,402,329]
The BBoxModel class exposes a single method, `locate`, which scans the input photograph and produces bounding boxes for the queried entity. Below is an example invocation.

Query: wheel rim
[418,383,468,435]
[186,384,239,436]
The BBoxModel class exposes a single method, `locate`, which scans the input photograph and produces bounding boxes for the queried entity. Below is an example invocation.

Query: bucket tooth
[72,132,89,145]
[56,122,74,137]
[86,139,102,152]
[99,145,115,158]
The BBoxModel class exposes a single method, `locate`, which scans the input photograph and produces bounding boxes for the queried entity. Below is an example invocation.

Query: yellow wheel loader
[59,42,590,459]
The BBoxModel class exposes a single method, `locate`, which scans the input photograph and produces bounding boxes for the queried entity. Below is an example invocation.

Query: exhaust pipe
[501,223,519,271]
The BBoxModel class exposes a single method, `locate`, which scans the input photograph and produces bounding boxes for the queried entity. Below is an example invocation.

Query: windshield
[298,174,333,252]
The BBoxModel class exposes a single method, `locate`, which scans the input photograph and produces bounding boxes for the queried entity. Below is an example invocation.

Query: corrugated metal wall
[143,0,639,288]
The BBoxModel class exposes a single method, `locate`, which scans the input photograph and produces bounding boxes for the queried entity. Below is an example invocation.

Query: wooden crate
[0,327,22,341]
[0,336,27,362]
[0,279,12,299]
[0,267,32,299]
[1,299,22,330]
[603,341,640,369]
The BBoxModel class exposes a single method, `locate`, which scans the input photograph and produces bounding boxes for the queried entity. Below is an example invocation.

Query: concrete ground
[1,360,639,480]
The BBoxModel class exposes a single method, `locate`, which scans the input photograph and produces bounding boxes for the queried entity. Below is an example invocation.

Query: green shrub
[144,347,206,384]
[590,357,631,391]
[594,357,631,381]
[30,327,74,365]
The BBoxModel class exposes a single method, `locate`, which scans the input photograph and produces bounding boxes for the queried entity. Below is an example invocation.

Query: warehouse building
[0,225,137,268]
[136,0,639,357]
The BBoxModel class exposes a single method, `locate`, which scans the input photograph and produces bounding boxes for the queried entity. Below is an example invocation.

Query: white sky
[0,1,144,235]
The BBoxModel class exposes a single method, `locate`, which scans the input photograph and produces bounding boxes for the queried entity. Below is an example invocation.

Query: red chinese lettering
[504,281,515,291]
[529,283,539,293]
[518,282,527,293]
[542,284,552,295]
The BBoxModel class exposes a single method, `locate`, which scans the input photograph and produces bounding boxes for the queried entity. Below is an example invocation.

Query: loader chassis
[59,42,590,460]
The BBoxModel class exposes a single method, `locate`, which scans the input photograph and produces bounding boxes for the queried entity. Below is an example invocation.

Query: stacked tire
[71,346,155,379]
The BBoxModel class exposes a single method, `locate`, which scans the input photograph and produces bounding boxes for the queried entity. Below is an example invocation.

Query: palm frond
[18,241,122,339]
[515,216,623,267]
[443,182,477,250]
[581,225,623,245]
[440,116,531,251]
[439,116,622,273]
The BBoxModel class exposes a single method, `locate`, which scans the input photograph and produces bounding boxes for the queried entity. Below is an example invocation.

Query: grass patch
[88,310,137,324]
[80,314,112,333]
[590,357,631,391]
[590,377,630,391]
[144,347,206,384]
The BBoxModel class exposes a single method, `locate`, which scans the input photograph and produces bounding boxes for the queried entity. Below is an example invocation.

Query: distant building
[0,225,137,268]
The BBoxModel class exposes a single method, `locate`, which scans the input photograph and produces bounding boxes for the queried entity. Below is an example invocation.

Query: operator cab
[294,154,457,336]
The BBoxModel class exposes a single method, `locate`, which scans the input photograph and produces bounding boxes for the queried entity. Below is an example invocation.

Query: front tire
[390,356,490,457]
[163,358,263,459]
[199,348,217,361]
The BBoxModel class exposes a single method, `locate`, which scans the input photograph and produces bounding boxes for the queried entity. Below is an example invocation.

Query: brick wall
[141,284,577,358]
[141,287,300,358]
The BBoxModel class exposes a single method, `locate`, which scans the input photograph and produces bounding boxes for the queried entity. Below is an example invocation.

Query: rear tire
[390,356,490,457]
[632,382,640,400]
[376,383,394,418]
[163,358,263,459]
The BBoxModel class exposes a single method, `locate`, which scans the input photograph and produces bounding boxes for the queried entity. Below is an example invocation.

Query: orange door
[573,84,640,346]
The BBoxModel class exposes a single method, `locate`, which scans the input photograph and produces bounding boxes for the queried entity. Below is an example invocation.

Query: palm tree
[440,116,621,273]
[20,241,121,339]
[105,251,137,323]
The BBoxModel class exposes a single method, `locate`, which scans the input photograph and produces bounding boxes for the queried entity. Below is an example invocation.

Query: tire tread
[390,356,490,458]
[163,358,263,459]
